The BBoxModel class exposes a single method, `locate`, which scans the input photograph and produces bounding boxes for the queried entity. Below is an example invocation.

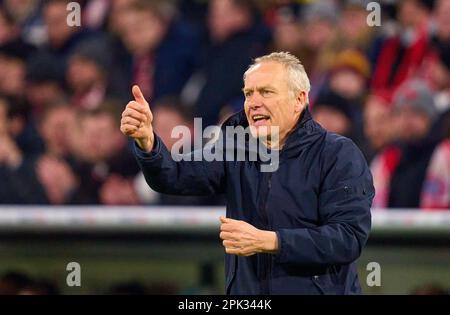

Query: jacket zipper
[259,171,272,294]
[266,175,272,294]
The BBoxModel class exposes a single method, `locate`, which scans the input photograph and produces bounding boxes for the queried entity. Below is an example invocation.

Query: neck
[262,113,303,150]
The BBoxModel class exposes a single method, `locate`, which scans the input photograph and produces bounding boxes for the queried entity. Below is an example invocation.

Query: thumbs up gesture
[120,85,154,152]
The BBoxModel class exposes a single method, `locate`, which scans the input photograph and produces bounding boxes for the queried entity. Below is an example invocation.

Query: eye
[261,90,273,97]
[244,90,253,98]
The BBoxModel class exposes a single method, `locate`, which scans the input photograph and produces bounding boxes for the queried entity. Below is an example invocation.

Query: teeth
[252,115,268,121]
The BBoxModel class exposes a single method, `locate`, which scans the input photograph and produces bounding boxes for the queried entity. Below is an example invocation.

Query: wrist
[258,230,279,254]
[136,134,154,152]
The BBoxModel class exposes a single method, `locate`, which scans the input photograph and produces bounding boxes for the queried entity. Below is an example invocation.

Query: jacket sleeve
[274,136,374,265]
[133,134,226,196]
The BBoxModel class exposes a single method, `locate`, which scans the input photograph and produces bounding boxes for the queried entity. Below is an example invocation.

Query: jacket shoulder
[322,132,362,158]
[221,110,248,128]
[319,131,370,186]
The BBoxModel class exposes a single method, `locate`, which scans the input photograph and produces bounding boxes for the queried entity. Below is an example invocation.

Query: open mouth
[251,114,270,126]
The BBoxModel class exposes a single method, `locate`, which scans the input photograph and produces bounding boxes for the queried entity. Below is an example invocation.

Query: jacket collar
[222,106,323,161]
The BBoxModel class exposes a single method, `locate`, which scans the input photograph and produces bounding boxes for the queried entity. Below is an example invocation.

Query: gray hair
[243,52,311,102]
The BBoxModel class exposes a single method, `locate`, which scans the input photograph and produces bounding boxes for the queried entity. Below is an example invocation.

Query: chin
[249,125,271,140]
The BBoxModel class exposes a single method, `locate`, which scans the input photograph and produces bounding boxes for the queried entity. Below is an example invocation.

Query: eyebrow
[242,86,276,93]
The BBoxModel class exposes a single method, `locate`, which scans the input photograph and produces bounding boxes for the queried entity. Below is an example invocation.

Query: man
[119,0,199,102]
[121,52,374,294]
[371,79,442,208]
[188,0,270,127]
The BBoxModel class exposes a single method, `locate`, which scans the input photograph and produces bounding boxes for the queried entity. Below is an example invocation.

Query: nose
[246,93,263,110]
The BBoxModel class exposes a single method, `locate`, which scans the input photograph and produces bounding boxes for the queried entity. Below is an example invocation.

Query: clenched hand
[219,216,278,256]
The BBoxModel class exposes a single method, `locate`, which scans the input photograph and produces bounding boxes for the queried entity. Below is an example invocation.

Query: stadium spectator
[41,0,93,65]
[0,39,35,98]
[69,102,140,204]
[25,52,66,116]
[66,38,113,109]
[311,90,354,140]
[430,0,450,48]
[418,39,449,113]
[118,0,199,102]
[37,100,76,158]
[133,97,226,205]
[371,0,433,99]
[0,7,19,46]
[268,4,303,59]
[371,79,442,208]
[335,0,379,57]
[186,0,270,126]
[296,0,338,101]
[5,100,79,204]
[421,114,450,209]
[363,92,396,162]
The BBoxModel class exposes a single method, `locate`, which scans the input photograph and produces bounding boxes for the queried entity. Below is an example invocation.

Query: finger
[220,223,234,232]
[222,217,239,223]
[225,247,240,255]
[219,231,236,240]
[126,101,152,123]
[125,102,148,117]
[221,216,234,223]
[121,116,141,127]
[121,124,138,135]
[222,240,237,248]
[132,85,147,106]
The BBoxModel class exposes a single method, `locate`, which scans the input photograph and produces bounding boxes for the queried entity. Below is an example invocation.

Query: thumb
[132,85,147,106]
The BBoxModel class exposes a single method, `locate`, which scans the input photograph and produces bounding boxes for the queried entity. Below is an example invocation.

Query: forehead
[244,62,287,88]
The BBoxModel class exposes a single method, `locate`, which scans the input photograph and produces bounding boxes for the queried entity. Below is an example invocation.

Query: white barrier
[0,206,448,232]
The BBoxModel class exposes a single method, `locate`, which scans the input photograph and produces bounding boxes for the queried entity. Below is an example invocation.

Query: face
[330,69,366,99]
[398,0,426,28]
[0,58,26,96]
[429,57,450,90]
[40,106,76,156]
[77,114,123,162]
[153,107,190,151]
[121,9,166,56]
[314,106,351,136]
[364,96,394,150]
[67,57,103,92]
[44,2,74,48]
[243,62,306,146]
[109,0,138,34]
[208,0,247,42]
[304,19,334,49]
[27,82,62,108]
[395,105,431,142]
[273,19,303,52]
[0,9,14,45]
[339,7,368,41]
[436,0,450,40]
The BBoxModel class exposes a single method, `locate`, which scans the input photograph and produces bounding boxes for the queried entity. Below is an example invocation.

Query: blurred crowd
[0,0,448,209]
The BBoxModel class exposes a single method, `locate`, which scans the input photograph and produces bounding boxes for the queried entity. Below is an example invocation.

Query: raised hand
[120,85,154,152]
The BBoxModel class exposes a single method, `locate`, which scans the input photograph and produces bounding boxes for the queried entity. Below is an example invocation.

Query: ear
[294,91,307,113]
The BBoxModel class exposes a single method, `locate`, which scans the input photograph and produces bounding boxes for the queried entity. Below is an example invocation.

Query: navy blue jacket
[134,108,374,295]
